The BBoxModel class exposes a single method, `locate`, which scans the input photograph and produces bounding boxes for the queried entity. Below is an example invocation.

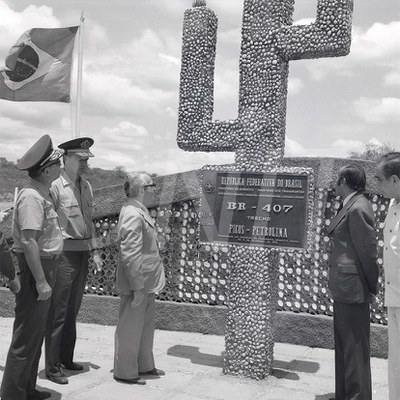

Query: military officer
[45,137,102,384]
[0,134,64,400]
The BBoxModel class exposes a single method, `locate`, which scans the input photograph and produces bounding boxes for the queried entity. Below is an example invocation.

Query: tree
[349,142,397,161]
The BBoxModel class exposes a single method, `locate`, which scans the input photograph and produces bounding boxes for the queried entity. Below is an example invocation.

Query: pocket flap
[65,199,79,208]
[44,206,58,219]
[337,264,358,274]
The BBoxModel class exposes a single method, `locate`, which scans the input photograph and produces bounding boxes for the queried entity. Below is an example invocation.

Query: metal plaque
[199,171,310,249]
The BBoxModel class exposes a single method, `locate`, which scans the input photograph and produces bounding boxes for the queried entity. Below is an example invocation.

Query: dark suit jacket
[327,193,379,303]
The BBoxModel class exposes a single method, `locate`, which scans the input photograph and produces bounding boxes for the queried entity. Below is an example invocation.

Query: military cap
[58,137,94,158]
[17,134,64,172]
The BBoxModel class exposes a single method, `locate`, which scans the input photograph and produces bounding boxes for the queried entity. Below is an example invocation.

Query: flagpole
[74,12,84,138]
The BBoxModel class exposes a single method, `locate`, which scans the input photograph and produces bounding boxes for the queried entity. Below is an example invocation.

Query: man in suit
[113,172,165,385]
[326,164,379,400]
[1,134,64,400]
[375,153,400,400]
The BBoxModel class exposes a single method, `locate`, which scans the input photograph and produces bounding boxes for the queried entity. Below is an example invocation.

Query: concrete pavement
[0,317,388,400]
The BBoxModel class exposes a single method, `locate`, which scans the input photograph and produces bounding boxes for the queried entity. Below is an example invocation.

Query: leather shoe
[114,376,146,385]
[62,362,84,371]
[46,366,68,385]
[140,368,165,376]
[27,389,52,400]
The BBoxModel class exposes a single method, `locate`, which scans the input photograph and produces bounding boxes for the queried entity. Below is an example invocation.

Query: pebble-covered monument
[177,0,354,379]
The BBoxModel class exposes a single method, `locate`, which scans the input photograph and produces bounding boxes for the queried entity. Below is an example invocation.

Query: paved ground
[0,317,388,400]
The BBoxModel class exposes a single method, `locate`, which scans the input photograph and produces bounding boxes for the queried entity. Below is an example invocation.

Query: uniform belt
[14,251,60,260]
[40,254,60,260]
[65,238,91,243]
[63,238,91,251]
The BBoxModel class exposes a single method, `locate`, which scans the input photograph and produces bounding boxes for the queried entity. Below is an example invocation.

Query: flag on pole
[0,26,78,103]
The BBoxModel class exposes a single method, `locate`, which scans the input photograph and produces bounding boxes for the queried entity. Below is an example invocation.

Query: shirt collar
[28,178,51,198]
[126,197,147,211]
[343,191,357,207]
[60,169,82,189]
[389,198,400,208]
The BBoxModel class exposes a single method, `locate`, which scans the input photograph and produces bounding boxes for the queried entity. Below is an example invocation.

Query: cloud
[85,22,109,50]
[331,138,365,154]
[306,21,400,81]
[284,137,384,159]
[288,78,305,95]
[353,97,400,124]
[284,137,308,157]
[101,121,149,137]
[0,1,61,69]
[83,70,175,117]
[351,22,400,63]
[384,71,400,87]
[293,18,315,26]
[90,146,235,176]
[219,28,241,45]
[158,53,180,66]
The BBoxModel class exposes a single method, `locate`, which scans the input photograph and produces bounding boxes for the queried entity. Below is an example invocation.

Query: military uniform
[0,135,63,400]
[45,137,99,383]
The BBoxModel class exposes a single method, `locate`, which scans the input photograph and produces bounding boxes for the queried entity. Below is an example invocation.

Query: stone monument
[177,0,354,379]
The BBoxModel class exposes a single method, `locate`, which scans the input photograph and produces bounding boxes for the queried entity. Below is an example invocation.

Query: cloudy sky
[0,0,399,175]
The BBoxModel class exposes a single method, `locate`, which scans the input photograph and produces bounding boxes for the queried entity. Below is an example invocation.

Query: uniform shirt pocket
[64,199,81,218]
[44,203,59,221]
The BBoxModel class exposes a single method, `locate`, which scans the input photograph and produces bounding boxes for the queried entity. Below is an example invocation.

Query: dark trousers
[45,250,89,372]
[0,255,59,400]
[333,302,372,400]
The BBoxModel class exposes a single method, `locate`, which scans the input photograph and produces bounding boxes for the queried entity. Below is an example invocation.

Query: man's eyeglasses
[143,183,156,189]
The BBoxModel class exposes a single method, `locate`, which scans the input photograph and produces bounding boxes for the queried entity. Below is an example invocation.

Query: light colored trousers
[114,293,156,379]
[388,306,400,400]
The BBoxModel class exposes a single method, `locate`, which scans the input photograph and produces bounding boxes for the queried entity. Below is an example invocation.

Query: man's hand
[9,276,20,294]
[36,280,52,301]
[93,251,103,273]
[369,293,378,305]
[131,289,145,309]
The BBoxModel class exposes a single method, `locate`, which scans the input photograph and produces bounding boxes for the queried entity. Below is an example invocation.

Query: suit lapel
[134,201,155,228]
[327,193,362,235]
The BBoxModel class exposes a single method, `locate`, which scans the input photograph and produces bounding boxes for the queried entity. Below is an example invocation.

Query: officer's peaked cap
[17,134,64,172]
[58,137,94,158]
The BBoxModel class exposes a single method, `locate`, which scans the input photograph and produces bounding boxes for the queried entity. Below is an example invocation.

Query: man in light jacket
[375,152,400,400]
[113,172,165,385]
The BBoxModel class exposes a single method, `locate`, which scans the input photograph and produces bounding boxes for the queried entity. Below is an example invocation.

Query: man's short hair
[338,164,366,192]
[378,152,400,179]
[28,168,43,179]
[124,172,145,198]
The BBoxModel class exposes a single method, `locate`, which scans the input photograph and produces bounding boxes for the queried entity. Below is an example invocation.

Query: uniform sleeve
[349,203,379,295]
[84,180,99,249]
[118,207,144,291]
[18,194,45,232]
[49,181,60,209]
[390,213,400,259]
